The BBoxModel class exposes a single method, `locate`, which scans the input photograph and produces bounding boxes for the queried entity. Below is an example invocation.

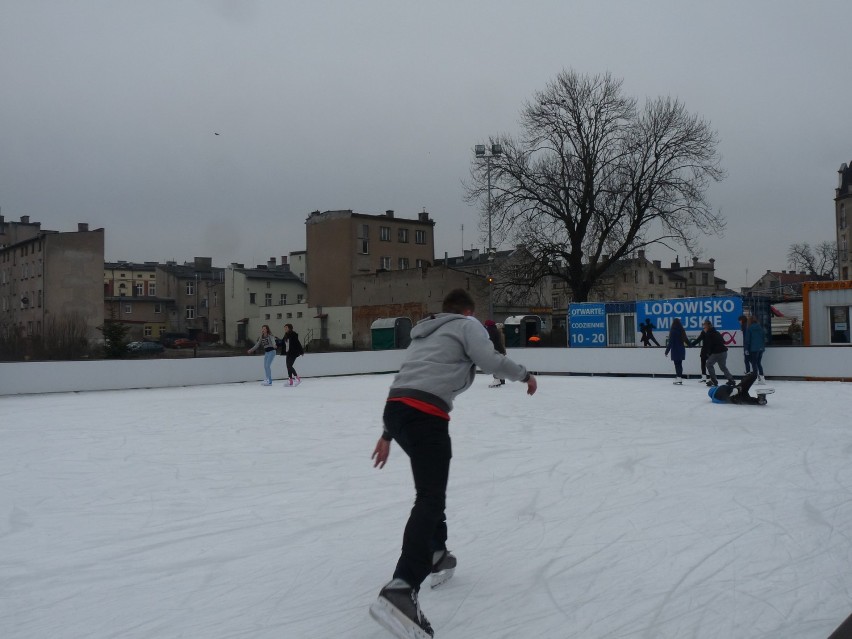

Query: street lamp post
[475,143,502,320]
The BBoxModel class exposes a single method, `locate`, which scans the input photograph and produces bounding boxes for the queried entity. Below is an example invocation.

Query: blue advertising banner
[635,296,744,347]
[568,303,607,347]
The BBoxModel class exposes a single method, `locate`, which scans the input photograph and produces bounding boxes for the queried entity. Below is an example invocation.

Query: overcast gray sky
[1,0,849,290]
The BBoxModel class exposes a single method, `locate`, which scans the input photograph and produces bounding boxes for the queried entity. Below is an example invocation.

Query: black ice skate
[369,579,434,639]
[430,550,456,589]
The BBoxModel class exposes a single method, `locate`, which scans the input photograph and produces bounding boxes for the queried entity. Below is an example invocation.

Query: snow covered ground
[2,374,851,639]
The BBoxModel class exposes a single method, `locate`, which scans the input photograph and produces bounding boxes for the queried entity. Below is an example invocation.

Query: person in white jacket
[369,289,537,639]
[247,325,277,385]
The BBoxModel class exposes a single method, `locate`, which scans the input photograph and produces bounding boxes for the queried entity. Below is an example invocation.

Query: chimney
[78,223,89,232]
[418,210,429,222]
[638,249,645,260]
[21,215,30,223]
[280,256,288,265]
[692,257,699,266]
[385,210,394,218]
[268,257,277,268]
[653,260,661,268]
[709,258,715,267]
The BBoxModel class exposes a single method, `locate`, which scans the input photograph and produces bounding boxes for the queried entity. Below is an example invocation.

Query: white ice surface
[2,375,851,639]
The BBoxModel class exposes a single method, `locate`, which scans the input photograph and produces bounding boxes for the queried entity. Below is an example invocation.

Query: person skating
[744,316,767,384]
[738,314,751,375]
[247,324,277,385]
[280,323,304,386]
[484,319,506,387]
[641,318,660,347]
[664,318,690,384]
[708,371,762,404]
[369,289,537,639]
[702,320,736,387]
[690,329,709,383]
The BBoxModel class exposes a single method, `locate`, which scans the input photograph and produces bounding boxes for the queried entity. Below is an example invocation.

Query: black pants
[383,401,452,591]
[285,353,299,379]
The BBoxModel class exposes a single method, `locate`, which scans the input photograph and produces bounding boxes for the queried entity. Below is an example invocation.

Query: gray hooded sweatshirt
[387,313,530,414]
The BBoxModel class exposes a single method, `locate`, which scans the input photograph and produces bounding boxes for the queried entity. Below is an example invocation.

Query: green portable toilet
[503,315,544,347]
[371,317,413,350]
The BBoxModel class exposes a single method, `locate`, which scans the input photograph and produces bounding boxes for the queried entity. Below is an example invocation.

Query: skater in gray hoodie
[369,288,537,639]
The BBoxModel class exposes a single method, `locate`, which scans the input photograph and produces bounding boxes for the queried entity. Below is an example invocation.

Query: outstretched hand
[372,437,391,469]
[526,374,538,396]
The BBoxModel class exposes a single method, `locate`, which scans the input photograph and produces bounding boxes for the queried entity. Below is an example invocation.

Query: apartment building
[104,261,168,341]
[0,216,104,343]
[224,257,308,347]
[156,257,226,340]
[837,161,851,281]
[305,209,435,308]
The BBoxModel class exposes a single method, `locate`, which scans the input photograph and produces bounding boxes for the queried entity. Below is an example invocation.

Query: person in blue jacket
[664,318,689,384]
[709,371,762,404]
[744,316,767,384]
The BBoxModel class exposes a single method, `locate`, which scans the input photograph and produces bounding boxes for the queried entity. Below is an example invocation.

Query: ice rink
[2,374,851,638]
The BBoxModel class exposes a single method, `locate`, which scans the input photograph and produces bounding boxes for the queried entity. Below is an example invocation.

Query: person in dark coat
[690,329,709,383]
[738,315,751,374]
[664,318,690,384]
[484,320,506,387]
[702,320,736,387]
[280,323,304,386]
[744,316,767,384]
[641,319,660,347]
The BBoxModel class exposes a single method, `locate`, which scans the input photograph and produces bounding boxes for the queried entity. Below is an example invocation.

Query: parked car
[127,341,165,355]
[160,332,190,348]
[172,338,198,349]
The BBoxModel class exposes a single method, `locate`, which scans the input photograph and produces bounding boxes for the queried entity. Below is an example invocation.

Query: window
[264,313,270,320]
[398,257,410,269]
[297,312,303,318]
[286,312,293,318]
[380,257,391,270]
[702,273,709,285]
[398,228,409,243]
[634,271,639,284]
[829,306,850,344]
[657,276,663,285]
[841,203,847,229]
[276,313,282,319]
[249,293,256,305]
[186,305,195,319]
[37,290,42,308]
[186,281,195,295]
[154,303,162,314]
[297,294,304,303]
[149,282,156,296]
[265,293,272,306]
[135,283,144,296]
[380,226,391,241]
[279,293,286,305]
[648,271,654,284]
[359,224,369,239]
[416,259,425,268]
[360,239,369,254]
[144,326,152,337]
[415,230,426,244]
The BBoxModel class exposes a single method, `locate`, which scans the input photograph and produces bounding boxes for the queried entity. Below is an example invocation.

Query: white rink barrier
[0,346,849,396]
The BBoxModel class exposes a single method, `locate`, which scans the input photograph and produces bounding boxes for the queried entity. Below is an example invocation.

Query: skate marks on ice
[2,376,852,638]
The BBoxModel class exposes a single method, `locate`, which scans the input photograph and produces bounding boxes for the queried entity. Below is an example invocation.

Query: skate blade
[430,566,454,589]
[369,597,431,639]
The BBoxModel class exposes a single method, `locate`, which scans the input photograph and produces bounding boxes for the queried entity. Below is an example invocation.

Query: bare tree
[787,241,837,279]
[467,70,725,302]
